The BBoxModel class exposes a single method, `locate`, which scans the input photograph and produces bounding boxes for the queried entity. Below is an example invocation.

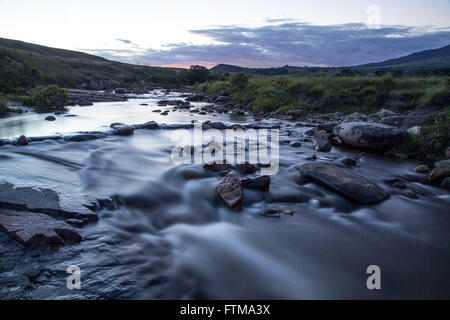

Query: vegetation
[0,37,190,94]
[193,73,450,114]
[388,109,450,163]
[187,65,210,84]
[22,85,68,112]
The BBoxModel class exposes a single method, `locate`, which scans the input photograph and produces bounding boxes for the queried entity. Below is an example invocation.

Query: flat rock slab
[0,210,81,247]
[0,182,97,221]
[299,162,390,204]
[217,170,243,208]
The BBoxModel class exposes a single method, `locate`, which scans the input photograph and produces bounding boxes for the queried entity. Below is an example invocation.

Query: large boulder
[343,112,367,122]
[216,171,243,208]
[298,162,390,204]
[333,122,404,149]
[0,210,81,247]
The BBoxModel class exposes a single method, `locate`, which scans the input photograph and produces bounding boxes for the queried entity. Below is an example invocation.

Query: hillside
[211,44,450,75]
[356,45,450,70]
[0,37,188,92]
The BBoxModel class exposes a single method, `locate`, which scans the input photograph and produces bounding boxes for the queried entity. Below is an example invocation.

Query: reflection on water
[0,91,449,299]
[0,92,243,139]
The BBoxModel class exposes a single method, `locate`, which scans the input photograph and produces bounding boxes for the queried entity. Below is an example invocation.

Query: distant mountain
[0,38,188,90]
[211,45,450,75]
[356,45,450,70]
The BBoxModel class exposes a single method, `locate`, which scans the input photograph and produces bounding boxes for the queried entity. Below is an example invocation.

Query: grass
[193,74,450,115]
[388,109,450,163]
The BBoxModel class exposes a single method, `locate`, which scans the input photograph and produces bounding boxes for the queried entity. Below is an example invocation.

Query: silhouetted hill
[0,37,188,90]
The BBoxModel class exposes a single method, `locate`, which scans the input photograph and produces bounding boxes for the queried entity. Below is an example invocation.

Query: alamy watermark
[366,5,381,29]
[366,265,381,290]
[170,124,280,175]
[67,265,81,290]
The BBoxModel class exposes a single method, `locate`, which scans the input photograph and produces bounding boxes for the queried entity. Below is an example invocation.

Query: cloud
[116,38,133,44]
[89,22,450,67]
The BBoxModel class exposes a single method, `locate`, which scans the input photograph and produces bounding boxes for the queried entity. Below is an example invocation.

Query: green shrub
[230,73,249,92]
[308,84,326,97]
[24,85,68,112]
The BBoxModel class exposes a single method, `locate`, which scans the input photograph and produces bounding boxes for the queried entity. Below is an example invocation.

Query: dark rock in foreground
[217,171,243,209]
[298,162,390,204]
[333,122,404,149]
[0,182,98,221]
[45,116,56,121]
[0,210,81,247]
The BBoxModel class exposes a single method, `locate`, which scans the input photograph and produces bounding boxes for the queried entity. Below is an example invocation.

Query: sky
[0,0,449,68]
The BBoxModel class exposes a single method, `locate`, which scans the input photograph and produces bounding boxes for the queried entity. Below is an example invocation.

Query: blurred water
[0,92,449,299]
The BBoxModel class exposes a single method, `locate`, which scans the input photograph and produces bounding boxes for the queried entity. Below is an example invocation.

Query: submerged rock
[441,177,450,189]
[0,210,81,247]
[241,175,270,191]
[64,132,108,142]
[333,122,404,149]
[313,130,331,151]
[216,171,243,209]
[45,115,56,121]
[298,162,390,204]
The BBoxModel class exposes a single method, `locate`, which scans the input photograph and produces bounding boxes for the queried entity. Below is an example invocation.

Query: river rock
[429,166,450,183]
[313,130,331,151]
[333,122,404,149]
[241,175,270,191]
[110,123,134,136]
[0,210,81,247]
[141,121,159,130]
[16,135,28,146]
[298,162,390,204]
[315,122,337,133]
[45,116,56,121]
[64,132,108,142]
[0,182,98,221]
[186,94,205,102]
[216,171,243,208]
[435,160,450,167]
[441,177,450,189]
[344,112,367,122]
[204,162,232,172]
[414,164,429,173]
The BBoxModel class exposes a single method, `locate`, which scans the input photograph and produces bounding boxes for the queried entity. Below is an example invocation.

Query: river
[0,90,449,299]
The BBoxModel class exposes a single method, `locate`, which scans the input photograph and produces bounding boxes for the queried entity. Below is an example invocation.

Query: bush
[24,85,68,112]
[187,65,210,84]
[230,73,249,91]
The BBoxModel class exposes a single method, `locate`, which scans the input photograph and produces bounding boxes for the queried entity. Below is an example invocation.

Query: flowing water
[0,91,449,299]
